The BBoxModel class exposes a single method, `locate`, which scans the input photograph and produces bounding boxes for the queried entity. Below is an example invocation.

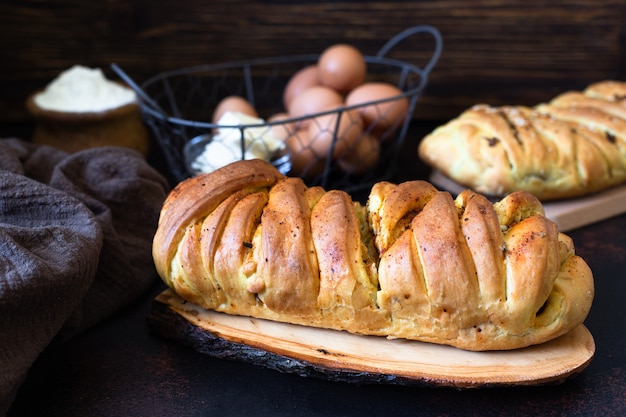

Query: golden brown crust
[418,80,626,200]
[256,177,320,315]
[152,158,284,291]
[153,159,594,351]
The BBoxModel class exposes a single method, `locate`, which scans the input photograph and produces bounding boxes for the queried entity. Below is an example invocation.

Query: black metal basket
[125,25,442,192]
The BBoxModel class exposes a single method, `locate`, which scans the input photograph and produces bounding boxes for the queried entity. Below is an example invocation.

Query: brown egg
[267,112,296,141]
[284,129,326,180]
[337,133,381,176]
[307,109,363,160]
[318,44,367,93]
[212,95,258,123]
[287,85,344,126]
[283,65,321,110]
[267,112,291,123]
[345,82,409,137]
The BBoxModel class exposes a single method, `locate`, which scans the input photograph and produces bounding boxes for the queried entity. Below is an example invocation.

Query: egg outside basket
[130,25,442,193]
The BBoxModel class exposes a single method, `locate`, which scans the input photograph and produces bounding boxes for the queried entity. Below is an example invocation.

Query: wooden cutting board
[429,170,626,232]
[148,289,595,388]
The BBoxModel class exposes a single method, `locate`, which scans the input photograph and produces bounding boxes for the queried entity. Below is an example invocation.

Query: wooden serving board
[148,289,595,388]
[429,170,626,232]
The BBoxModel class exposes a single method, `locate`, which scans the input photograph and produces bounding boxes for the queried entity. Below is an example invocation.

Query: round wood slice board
[150,289,595,388]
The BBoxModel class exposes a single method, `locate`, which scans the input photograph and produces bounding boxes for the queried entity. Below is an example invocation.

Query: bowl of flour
[27,65,150,155]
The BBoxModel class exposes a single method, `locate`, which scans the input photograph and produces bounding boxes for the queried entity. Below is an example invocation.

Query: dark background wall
[1,0,625,127]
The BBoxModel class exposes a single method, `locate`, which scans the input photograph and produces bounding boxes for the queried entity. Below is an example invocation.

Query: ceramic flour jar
[27,65,150,156]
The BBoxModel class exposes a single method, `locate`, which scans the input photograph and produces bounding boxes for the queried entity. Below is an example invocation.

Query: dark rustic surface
[6,120,626,417]
[1,0,625,126]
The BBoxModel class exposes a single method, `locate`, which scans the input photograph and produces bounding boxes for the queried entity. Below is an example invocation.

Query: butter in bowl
[184,111,291,176]
[26,65,150,156]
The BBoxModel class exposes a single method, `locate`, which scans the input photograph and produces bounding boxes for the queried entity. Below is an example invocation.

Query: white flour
[34,65,136,112]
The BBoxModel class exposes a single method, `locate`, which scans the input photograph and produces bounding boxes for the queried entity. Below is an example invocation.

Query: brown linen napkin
[0,139,169,416]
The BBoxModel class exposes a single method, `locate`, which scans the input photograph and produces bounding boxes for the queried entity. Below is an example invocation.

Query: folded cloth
[0,139,169,416]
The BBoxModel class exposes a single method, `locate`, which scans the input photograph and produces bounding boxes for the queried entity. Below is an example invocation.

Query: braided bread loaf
[418,80,626,200]
[152,159,594,351]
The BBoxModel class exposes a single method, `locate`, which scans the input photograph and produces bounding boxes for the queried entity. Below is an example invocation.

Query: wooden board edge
[147,290,595,389]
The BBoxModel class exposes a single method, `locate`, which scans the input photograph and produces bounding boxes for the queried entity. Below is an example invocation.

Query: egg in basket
[123,25,442,192]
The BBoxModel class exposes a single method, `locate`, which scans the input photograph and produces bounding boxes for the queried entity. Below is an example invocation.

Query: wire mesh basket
[123,25,442,192]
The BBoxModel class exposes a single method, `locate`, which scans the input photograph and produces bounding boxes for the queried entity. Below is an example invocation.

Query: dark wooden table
[6,121,626,417]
